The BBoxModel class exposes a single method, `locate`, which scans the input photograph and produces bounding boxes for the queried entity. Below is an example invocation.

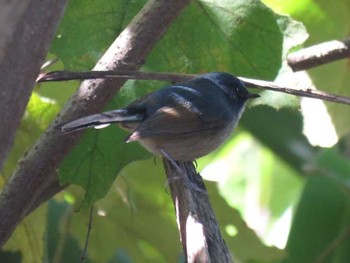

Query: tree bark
[287,38,350,71]
[0,0,191,247]
[0,0,67,170]
[163,160,233,263]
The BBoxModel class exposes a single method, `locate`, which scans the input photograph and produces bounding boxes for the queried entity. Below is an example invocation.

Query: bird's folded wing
[126,105,226,141]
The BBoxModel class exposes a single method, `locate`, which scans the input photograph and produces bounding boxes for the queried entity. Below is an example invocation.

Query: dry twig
[38,70,350,106]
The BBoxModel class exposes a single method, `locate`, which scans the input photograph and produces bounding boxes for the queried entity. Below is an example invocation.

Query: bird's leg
[160,150,184,173]
[160,150,204,193]
[160,149,189,186]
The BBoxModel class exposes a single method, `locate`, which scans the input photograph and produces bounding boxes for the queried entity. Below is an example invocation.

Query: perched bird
[62,72,259,161]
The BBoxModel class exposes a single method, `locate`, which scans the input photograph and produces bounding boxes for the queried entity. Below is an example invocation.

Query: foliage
[1,0,350,262]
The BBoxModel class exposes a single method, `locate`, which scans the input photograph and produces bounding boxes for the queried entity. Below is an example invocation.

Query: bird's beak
[247,93,260,99]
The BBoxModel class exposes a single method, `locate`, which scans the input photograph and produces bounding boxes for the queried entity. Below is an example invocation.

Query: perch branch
[38,70,350,106]
[163,160,233,263]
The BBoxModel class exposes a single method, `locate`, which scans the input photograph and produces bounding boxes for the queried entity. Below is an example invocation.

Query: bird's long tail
[61,109,144,133]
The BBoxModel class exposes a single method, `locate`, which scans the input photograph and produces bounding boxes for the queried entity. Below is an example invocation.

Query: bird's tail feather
[61,109,144,133]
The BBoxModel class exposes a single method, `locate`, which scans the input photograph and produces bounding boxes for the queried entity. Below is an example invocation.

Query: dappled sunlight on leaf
[200,131,304,250]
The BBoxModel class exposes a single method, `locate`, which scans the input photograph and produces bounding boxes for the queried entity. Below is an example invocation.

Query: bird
[62,72,259,162]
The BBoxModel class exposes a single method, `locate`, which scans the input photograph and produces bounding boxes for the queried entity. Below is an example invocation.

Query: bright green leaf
[2,93,60,178]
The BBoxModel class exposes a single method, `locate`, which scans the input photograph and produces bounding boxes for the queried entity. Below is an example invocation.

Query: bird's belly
[137,122,235,161]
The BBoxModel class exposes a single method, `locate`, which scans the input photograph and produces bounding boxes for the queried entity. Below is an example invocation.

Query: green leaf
[147,0,284,79]
[283,175,350,263]
[314,147,350,184]
[2,93,60,178]
[51,0,146,70]
[59,125,151,207]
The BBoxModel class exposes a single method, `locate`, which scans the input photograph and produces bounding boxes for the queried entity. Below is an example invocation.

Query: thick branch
[0,0,67,170]
[0,0,191,247]
[38,70,350,106]
[25,175,67,217]
[287,38,350,71]
[163,160,233,263]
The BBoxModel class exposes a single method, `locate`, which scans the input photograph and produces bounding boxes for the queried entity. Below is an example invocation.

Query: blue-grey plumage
[61,72,259,161]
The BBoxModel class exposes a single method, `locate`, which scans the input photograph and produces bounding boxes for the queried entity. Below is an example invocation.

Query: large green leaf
[283,176,349,263]
[283,144,350,263]
[147,0,282,78]
[51,0,145,70]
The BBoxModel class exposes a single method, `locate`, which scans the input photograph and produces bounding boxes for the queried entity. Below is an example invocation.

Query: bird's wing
[126,104,226,142]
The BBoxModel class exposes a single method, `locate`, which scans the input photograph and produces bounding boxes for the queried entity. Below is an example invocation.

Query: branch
[163,160,233,263]
[0,0,67,170]
[0,0,191,247]
[287,38,350,71]
[37,70,196,83]
[38,70,350,106]
[24,174,67,217]
[239,77,350,105]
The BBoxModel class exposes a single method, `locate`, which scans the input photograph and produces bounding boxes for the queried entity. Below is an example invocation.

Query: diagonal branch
[0,0,191,247]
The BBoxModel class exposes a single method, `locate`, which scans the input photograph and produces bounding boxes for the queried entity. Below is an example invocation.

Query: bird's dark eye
[235,86,248,100]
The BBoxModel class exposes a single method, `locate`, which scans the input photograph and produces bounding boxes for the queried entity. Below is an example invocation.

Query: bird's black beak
[247,93,260,99]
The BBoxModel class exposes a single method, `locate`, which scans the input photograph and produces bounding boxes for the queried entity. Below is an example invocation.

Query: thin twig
[287,38,350,71]
[239,77,350,105]
[37,70,195,83]
[314,223,350,263]
[81,206,94,262]
[37,70,350,106]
